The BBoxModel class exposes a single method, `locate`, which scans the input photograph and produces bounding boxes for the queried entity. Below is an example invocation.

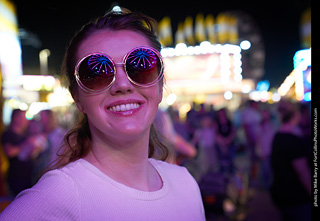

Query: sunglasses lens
[77,54,114,91]
[125,48,162,85]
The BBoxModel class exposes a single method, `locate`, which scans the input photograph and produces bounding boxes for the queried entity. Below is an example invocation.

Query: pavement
[246,187,282,221]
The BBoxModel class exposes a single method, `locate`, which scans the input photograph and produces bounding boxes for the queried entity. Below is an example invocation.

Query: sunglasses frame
[74,46,164,94]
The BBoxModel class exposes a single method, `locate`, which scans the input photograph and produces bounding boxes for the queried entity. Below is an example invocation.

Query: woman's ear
[75,101,85,113]
[158,84,163,104]
[72,93,85,113]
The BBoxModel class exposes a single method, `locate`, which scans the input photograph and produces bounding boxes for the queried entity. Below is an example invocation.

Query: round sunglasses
[74,46,164,94]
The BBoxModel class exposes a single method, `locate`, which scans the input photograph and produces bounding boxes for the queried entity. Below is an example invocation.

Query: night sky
[13,0,311,88]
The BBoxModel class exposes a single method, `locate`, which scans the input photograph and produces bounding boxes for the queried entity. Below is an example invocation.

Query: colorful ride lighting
[278,48,311,101]
[161,42,241,57]
[161,42,243,83]
[293,48,311,69]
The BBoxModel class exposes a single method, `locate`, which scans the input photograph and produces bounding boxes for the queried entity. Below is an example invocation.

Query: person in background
[40,110,66,164]
[0,10,205,220]
[0,147,8,196]
[192,116,218,180]
[214,108,236,175]
[27,119,49,183]
[270,100,311,221]
[298,103,311,167]
[172,109,192,141]
[256,109,276,188]
[154,109,197,164]
[186,101,198,134]
[241,100,261,177]
[1,110,33,196]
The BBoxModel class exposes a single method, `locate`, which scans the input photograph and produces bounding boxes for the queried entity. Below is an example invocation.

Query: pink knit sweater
[1,158,205,220]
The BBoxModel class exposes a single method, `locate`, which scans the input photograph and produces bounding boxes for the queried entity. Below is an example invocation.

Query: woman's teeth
[108,103,140,112]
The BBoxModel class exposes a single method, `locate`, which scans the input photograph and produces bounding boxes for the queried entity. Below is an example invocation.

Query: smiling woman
[0,9,205,220]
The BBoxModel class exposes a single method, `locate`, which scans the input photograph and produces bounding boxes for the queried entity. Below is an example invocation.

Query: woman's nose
[109,66,134,95]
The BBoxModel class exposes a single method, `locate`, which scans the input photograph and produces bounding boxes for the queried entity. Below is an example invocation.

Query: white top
[1,158,205,220]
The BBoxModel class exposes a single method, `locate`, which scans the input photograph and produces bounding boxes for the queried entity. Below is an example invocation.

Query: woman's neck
[83,131,162,191]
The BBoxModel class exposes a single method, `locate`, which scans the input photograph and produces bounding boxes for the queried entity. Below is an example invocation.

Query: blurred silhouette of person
[154,109,197,164]
[27,119,49,183]
[40,110,66,164]
[214,108,236,175]
[192,116,218,179]
[298,103,311,138]
[208,104,216,121]
[186,101,198,134]
[298,103,311,167]
[172,110,192,141]
[241,100,261,177]
[256,109,276,188]
[0,147,8,196]
[196,103,211,127]
[1,109,33,195]
[270,100,311,221]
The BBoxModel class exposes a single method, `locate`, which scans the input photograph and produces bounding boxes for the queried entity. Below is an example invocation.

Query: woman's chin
[114,122,149,138]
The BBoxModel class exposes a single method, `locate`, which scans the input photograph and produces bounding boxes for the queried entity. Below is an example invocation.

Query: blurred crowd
[0,99,312,219]
[155,99,311,220]
[0,109,66,197]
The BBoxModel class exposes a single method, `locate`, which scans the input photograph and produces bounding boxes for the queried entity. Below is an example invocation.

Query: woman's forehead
[76,30,150,61]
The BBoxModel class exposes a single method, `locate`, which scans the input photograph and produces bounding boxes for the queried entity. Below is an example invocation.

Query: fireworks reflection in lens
[88,54,114,75]
[127,48,157,70]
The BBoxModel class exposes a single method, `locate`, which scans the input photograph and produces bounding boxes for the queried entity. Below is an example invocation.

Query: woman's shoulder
[0,165,81,220]
[20,168,78,200]
[149,158,196,183]
[25,163,82,197]
[149,158,187,171]
[149,158,204,216]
